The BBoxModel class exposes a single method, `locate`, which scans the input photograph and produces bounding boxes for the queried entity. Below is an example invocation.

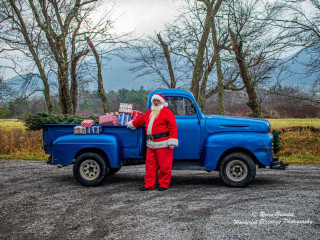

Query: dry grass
[0,126,47,160]
[0,118,319,164]
[0,119,47,159]
[275,130,320,165]
[268,118,320,165]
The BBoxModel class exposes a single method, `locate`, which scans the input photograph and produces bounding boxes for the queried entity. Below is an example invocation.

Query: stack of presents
[74,103,143,135]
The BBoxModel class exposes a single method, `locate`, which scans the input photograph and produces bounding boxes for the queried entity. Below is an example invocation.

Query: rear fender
[52,134,122,167]
[201,132,273,170]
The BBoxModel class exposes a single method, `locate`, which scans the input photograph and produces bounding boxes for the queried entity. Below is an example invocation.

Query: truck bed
[43,124,146,160]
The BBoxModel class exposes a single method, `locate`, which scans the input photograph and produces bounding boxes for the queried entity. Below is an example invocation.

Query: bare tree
[0,0,53,113]
[86,36,109,113]
[157,33,176,88]
[26,0,100,114]
[223,0,291,118]
[211,17,225,114]
[190,0,223,104]
[128,35,189,89]
[265,0,320,92]
[0,0,126,115]
[129,0,227,111]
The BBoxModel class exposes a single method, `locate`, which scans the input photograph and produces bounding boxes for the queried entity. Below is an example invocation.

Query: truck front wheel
[219,152,256,187]
[73,152,108,187]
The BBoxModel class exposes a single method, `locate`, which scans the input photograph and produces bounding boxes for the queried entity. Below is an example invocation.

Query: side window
[165,97,196,115]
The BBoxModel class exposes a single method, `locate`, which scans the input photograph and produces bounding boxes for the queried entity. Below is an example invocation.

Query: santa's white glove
[169,145,175,149]
[126,120,136,130]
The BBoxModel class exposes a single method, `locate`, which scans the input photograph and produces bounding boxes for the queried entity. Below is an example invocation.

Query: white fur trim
[151,94,165,103]
[147,140,169,149]
[147,114,155,135]
[167,138,179,147]
[126,120,136,130]
[147,105,163,134]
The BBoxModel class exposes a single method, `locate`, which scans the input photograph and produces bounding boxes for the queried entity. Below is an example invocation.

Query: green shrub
[21,112,99,131]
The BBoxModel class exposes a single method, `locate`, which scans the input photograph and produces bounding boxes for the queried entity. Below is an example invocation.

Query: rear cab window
[164,96,196,116]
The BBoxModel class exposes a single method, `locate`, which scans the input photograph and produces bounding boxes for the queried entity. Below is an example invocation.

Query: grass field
[0,118,319,164]
[0,119,26,131]
[268,118,320,129]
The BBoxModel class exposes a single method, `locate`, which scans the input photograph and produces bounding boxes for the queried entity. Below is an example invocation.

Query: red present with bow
[99,114,118,125]
[81,119,94,128]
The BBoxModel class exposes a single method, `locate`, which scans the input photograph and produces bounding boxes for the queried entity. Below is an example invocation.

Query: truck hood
[205,115,271,133]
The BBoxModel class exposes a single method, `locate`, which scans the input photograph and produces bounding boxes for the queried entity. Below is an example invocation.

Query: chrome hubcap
[226,160,248,182]
[80,159,100,181]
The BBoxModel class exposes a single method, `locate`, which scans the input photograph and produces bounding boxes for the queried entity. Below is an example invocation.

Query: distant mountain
[271,46,318,90]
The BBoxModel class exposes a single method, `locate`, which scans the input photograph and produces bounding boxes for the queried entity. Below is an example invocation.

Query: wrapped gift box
[118,112,131,125]
[74,126,86,134]
[99,114,118,125]
[91,126,102,134]
[81,119,94,128]
[119,103,133,114]
[107,112,120,117]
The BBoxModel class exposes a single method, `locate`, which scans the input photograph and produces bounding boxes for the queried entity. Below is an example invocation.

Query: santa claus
[126,94,178,191]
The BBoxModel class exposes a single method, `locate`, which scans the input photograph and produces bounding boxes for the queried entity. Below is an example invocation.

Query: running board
[172,161,207,171]
[172,166,207,171]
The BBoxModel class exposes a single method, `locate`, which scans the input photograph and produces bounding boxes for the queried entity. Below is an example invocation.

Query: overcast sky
[113,0,181,36]
[0,0,181,79]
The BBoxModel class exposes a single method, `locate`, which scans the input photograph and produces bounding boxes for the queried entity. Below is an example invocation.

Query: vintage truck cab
[44,89,285,187]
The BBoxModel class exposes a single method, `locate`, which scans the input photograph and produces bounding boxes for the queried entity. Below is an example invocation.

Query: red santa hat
[151,94,168,107]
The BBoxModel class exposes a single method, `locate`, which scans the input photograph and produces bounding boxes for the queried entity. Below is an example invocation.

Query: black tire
[219,152,256,188]
[73,152,108,187]
[109,167,121,175]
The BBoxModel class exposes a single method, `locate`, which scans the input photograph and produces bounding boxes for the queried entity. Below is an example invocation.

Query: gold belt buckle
[148,134,153,141]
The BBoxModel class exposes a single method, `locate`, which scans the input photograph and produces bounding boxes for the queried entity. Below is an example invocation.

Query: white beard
[150,104,164,119]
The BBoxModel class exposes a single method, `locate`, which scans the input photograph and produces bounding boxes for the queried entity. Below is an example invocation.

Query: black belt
[147,132,169,141]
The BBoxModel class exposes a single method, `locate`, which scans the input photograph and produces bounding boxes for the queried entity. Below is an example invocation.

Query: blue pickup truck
[44,89,285,187]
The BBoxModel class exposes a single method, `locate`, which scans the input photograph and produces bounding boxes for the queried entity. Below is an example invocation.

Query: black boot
[139,186,153,191]
[158,187,168,191]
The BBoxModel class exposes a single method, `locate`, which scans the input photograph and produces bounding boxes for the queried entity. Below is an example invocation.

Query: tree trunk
[58,62,73,114]
[191,6,212,101]
[228,28,262,118]
[190,0,223,102]
[212,18,225,115]
[157,34,176,88]
[27,0,91,115]
[40,71,53,114]
[70,50,89,114]
[86,36,109,113]
[198,53,215,111]
[9,0,53,113]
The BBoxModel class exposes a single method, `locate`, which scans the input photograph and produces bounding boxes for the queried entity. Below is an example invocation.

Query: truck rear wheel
[73,152,108,187]
[219,152,256,187]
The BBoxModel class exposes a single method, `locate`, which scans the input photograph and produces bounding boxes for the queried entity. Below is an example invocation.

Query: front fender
[201,132,273,170]
[52,134,122,167]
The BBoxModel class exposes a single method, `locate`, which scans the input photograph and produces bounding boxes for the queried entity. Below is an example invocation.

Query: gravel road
[0,160,319,240]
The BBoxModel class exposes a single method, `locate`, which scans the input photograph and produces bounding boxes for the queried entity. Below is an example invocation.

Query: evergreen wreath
[272,129,280,154]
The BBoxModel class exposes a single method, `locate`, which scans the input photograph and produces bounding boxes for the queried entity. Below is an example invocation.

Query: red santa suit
[126,94,178,190]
